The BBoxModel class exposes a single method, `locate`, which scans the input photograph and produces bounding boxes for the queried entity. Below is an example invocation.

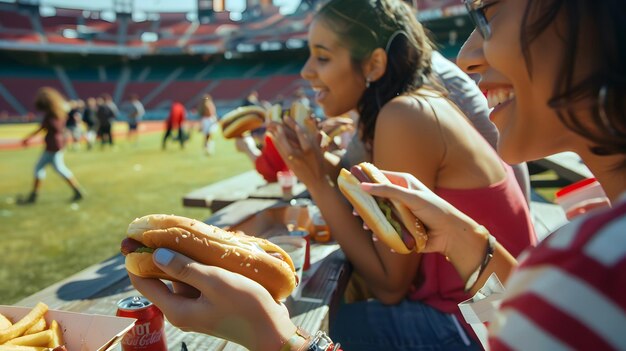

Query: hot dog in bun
[338,162,428,254]
[121,214,297,300]
[220,106,265,139]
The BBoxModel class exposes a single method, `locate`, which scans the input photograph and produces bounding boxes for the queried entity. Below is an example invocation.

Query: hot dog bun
[122,214,297,300]
[268,104,283,123]
[337,163,427,254]
[220,106,265,139]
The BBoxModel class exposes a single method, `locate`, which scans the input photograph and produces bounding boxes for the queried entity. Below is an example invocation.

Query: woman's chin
[322,107,351,118]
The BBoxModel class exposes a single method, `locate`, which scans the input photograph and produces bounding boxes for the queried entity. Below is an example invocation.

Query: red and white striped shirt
[489,193,626,350]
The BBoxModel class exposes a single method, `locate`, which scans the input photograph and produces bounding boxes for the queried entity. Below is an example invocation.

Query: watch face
[309,331,333,351]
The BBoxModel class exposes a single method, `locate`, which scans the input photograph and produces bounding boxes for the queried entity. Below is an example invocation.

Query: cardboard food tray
[0,305,136,351]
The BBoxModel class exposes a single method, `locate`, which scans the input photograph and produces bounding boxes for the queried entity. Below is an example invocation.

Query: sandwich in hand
[267,101,310,126]
[290,101,309,128]
[220,106,266,139]
[268,104,283,123]
[338,162,428,254]
[121,214,297,300]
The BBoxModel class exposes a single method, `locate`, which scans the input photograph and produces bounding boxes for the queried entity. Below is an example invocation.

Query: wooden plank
[182,170,267,210]
[532,152,593,183]
[205,198,281,229]
[248,182,308,200]
[17,254,128,309]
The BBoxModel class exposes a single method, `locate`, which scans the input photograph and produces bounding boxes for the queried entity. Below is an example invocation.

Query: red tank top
[407,163,537,340]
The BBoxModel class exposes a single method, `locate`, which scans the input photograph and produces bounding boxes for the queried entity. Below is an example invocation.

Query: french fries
[0,303,48,344]
[23,319,45,336]
[0,303,64,351]
[0,346,48,351]
[47,321,63,349]
[5,331,52,347]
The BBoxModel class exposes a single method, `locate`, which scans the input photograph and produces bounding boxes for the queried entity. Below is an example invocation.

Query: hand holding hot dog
[356,169,482,256]
[268,111,329,193]
[121,214,298,300]
[359,168,520,293]
[128,249,300,351]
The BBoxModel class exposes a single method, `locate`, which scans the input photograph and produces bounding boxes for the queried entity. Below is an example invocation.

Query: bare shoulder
[373,93,446,186]
[375,93,442,138]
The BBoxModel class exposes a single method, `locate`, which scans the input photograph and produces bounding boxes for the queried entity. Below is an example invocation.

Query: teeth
[487,89,515,109]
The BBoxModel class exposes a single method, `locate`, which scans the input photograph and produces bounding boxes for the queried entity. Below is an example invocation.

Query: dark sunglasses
[463,0,492,40]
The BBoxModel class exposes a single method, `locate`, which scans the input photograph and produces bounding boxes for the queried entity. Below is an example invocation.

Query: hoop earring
[365,78,371,89]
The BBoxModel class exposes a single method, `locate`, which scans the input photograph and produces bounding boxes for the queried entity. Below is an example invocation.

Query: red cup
[555,178,610,220]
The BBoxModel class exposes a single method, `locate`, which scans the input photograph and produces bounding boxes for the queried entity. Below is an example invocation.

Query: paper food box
[0,305,136,351]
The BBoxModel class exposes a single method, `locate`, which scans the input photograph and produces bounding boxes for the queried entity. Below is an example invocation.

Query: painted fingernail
[154,248,174,265]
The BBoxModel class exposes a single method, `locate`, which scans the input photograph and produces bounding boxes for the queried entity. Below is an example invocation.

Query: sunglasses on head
[463,0,492,40]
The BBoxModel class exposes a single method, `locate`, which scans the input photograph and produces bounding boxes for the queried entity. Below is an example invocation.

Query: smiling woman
[238,0,538,348]
[125,1,626,351]
[273,0,536,348]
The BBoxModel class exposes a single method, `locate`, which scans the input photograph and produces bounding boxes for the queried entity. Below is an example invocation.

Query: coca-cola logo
[122,321,163,347]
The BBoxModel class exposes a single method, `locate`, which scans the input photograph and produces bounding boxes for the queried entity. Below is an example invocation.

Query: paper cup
[277,170,297,200]
[269,235,306,299]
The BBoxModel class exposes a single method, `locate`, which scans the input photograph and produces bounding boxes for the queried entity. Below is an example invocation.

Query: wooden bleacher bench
[182,170,267,212]
[183,170,308,212]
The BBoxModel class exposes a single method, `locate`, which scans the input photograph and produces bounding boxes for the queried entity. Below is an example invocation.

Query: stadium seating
[0,1,466,121]
[1,78,65,113]
[0,9,33,30]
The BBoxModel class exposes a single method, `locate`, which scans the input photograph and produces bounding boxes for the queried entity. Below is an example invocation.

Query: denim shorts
[330,299,482,351]
[34,151,74,180]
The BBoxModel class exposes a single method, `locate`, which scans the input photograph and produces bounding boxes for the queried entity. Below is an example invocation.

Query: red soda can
[116,296,168,351]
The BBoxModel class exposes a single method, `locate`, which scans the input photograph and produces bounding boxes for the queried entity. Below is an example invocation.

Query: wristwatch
[283,328,338,351]
[307,331,334,351]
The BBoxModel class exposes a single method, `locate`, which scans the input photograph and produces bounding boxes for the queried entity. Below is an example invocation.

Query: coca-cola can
[116,296,168,351]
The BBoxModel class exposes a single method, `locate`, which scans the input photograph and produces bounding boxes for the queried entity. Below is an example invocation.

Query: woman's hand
[267,116,329,191]
[128,249,298,351]
[362,170,520,292]
[360,170,482,257]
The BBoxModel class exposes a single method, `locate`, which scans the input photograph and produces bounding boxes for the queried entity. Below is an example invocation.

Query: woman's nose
[300,57,315,80]
[457,29,486,76]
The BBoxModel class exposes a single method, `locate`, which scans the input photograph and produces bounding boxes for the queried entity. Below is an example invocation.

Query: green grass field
[0,123,252,304]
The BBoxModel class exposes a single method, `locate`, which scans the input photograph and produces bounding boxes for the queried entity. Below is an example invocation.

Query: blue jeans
[34,151,74,180]
[330,299,482,351]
